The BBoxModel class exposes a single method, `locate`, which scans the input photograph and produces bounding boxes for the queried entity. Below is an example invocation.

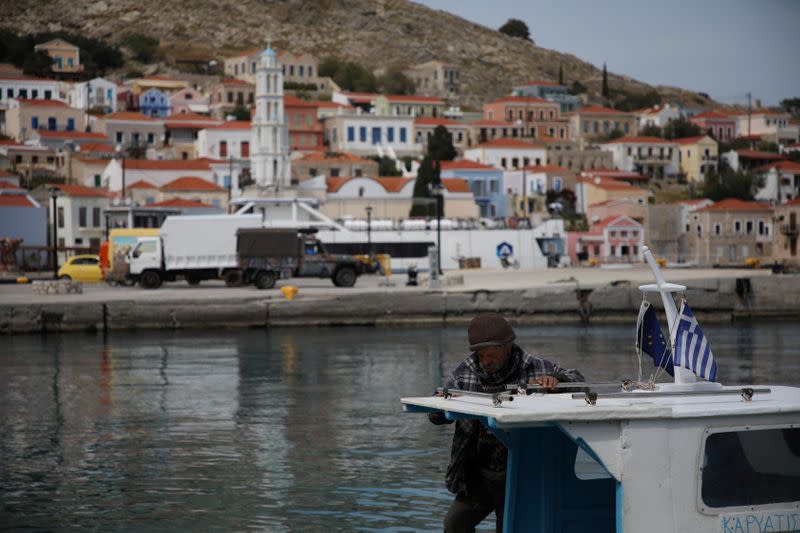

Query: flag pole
[638,245,696,385]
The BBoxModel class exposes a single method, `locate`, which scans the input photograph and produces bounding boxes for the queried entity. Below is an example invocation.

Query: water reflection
[1,322,799,531]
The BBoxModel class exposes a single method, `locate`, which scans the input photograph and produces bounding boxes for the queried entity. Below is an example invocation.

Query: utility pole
[747,92,752,137]
[50,188,59,279]
[228,155,233,214]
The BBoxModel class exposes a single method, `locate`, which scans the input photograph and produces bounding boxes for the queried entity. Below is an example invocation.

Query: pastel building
[5,99,85,142]
[404,61,460,100]
[169,87,209,115]
[687,198,773,266]
[463,138,547,171]
[291,151,378,183]
[94,112,165,150]
[34,39,82,73]
[569,106,637,146]
[674,135,718,184]
[322,113,419,158]
[414,117,470,152]
[197,121,252,160]
[774,199,800,268]
[503,165,575,216]
[440,159,505,217]
[139,88,171,118]
[483,96,569,140]
[284,95,324,151]
[511,81,581,113]
[600,136,680,179]
[66,77,117,113]
[634,104,681,129]
[31,183,108,253]
[567,215,644,264]
[690,112,737,142]
[0,76,61,106]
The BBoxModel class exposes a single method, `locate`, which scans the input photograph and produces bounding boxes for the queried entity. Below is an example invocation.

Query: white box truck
[127,215,263,289]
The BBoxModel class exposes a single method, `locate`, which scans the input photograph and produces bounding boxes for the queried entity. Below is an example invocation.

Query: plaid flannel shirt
[429,345,584,495]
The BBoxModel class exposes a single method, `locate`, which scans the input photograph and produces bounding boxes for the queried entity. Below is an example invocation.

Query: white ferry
[401,246,800,533]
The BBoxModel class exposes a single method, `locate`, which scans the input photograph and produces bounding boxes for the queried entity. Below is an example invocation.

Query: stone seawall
[1,275,798,335]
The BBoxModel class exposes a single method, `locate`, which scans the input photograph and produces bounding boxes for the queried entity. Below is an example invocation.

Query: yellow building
[34,39,82,73]
[576,175,649,222]
[675,135,718,184]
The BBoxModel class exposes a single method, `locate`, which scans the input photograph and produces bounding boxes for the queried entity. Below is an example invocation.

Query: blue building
[139,88,171,118]
[440,160,505,218]
[512,81,581,114]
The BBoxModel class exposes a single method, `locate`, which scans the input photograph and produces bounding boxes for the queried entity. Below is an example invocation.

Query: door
[371,127,381,145]
[129,238,161,275]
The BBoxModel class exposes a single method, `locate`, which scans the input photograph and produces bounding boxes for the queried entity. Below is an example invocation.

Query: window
[330,167,340,177]
[553,177,562,192]
[289,65,295,76]
[32,117,39,129]
[241,141,249,157]
[371,127,380,145]
[387,127,394,143]
[714,223,721,235]
[19,89,27,98]
[308,66,314,77]
[32,89,38,99]
[746,221,754,235]
[67,118,75,131]
[6,88,13,98]
[355,168,363,177]
[734,221,742,234]
[512,157,519,169]
[610,245,616,255]
[93,207,101,227]
[94,174,101,187]
[501,157,507,169]
[490,180,498,193]
[399,128,407,143]
[79,207,87,227]
[220,141,227,157]
[299,65,304,77]
[147,133,154,145]
[116,132,123,144]
[57,207,64,228]
[347,126,355,142]
[359,127,367,142]
[701,427,800,508]
[227,92,233,104]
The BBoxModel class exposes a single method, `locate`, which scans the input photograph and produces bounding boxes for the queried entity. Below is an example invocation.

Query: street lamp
[115,144,126,204]
[49,187,59,279]
[516,119,528,221]
[365,205,373,260]
[429,181,445,275]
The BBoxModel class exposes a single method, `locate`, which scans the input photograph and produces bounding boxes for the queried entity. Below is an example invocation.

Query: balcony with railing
[780,224,799,237]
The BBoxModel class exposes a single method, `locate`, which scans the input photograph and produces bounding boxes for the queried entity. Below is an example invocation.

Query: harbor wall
[1,275,798,334]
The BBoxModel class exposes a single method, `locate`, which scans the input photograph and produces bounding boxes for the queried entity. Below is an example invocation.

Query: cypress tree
[410,155,434,217]
[558,64,564,86]
[602,63,610,99]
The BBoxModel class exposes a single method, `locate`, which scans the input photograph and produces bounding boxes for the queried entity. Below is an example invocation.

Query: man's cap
[468,313,516,350]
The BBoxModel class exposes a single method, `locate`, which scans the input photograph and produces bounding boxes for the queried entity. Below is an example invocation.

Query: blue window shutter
[32,117,39,129]
[400,128,407,142]
[347,127,355,142]
[48,117,56,130]
[371,127,380,145]
[360,127,366,142]
[387,127,394,142]
[67,118,75,131]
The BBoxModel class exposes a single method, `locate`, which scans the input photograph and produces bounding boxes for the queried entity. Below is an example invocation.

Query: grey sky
[413,0,799,106]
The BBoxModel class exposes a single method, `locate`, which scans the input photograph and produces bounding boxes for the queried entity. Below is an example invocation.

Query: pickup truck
[237,228,363,289]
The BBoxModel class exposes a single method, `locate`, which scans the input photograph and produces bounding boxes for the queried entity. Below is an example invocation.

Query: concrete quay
[0,267,797,334]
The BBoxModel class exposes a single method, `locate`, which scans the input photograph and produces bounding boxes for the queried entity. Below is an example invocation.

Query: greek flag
[673,301,717,382]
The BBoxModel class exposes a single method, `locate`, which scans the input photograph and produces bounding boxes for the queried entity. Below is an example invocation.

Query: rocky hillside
[1,0,713,109]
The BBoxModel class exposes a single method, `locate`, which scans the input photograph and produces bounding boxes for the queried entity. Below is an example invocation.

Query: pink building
[690,112,737,142]
[567,215,644,265]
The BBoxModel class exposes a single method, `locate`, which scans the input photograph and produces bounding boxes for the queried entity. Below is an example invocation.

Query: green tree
[378,66,415,95]
[368,156,402,176]
[498,19,532,41]
[639,124,663,138]
[614,89,662,112]
[231,105,251,121]
[780,97,800,117]
[427,125,457,162]
[702,169,764,201]
[410,155,436,217]
[21,50,53,76]
[663,117,702,140]
[122,33,160,63]
[319,56,377,92]
[602,63,609,99]
[568,80,587,95]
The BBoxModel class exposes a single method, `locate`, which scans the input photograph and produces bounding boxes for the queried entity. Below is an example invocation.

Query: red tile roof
[228,48,261,58]
[207,120,251,130]
[148,198,217,208]
[441,178,470,193]
[102,111,158,122]
[0,181,20,189]
[325,176,352,193]
[164,112,221,129]
[385,95,444,104]
[523,164,571,174]
[604,136,672,145]
[489,96,554,105]
[127,179,159,189]
[696,198,772,212]
[474,138,545,149]
[577,175,639,191]
[0,169,15,176]
[440,160,497,171]
[50,183,109,198]
[673,135,711,145]
[161,176,225,191]
[219,78,252,86]
[591,215,642,230]
[674,198,712,205]
[299,151,370,163]
[755,161,800,174]
[122,159,212,171]
[736,150,786,161]
[414,117,462,127]
[77,143,115,153]
[375,177,413,193]
[691,111,734,121]
[782,197,800,206]
[283,95,318,108]
[36,130,109,140]
[16,99,68,107]
[0,195,35,207]
[584,169,648,180]
[469,119,518,127]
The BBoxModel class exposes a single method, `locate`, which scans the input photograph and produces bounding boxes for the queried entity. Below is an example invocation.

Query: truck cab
[128,237,164,288]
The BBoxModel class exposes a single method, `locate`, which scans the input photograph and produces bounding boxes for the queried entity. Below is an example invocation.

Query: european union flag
[635,300,674,376]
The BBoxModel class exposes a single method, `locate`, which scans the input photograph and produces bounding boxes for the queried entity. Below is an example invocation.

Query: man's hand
[530,375,559,392]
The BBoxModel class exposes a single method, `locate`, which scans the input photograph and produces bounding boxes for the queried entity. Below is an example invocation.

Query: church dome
[261,46,276,58]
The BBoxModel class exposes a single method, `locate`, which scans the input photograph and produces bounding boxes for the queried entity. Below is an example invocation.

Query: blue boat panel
[503,426,616,533]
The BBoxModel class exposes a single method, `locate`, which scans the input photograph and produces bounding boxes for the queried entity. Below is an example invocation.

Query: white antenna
[638,245,696,385]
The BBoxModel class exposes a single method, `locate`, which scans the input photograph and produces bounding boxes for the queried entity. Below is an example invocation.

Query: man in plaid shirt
[429,314,584,533]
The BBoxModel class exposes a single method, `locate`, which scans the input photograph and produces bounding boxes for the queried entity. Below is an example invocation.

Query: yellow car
[58,254,104,283]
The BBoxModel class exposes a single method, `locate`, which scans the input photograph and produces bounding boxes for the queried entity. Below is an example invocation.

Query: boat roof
[402,384,800,428]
